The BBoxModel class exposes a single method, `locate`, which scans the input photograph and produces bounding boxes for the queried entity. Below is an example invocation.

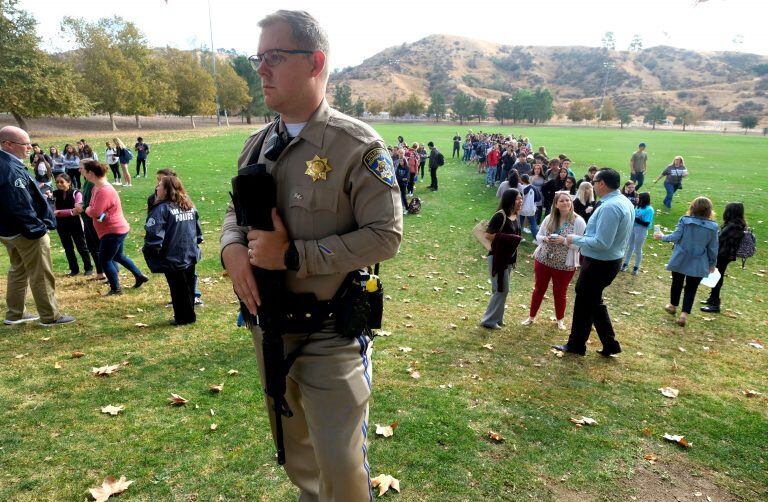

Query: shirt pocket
[288,187,339,239]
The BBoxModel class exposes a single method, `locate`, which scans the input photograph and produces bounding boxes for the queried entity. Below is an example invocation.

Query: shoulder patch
[363,148,396,187]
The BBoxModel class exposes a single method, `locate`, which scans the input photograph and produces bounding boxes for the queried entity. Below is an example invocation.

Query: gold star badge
[305,155,332,182]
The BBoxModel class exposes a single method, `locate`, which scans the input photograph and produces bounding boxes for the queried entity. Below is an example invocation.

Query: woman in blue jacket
[654,196,718,327]
[143,176,202,325]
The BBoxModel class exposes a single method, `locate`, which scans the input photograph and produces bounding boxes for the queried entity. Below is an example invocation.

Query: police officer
[220,10,402,502]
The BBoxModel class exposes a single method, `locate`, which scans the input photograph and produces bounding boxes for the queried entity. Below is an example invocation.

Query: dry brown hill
[330,34,768,120]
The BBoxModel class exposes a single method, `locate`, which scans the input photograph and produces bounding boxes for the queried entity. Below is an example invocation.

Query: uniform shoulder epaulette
[327,110,378,145]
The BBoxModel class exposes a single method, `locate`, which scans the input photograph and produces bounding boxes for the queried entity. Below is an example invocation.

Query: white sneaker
[4,312,40,325]
[523,227,532,234]
[521,317,535,326]
[557,319,566,330]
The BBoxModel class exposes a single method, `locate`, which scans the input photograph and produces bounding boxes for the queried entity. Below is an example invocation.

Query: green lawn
[0,124,766,500]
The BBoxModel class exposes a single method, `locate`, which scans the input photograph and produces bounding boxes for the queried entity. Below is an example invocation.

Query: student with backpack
[395,148,410,213]
[519,174,539,237]
[113,137,133,187]
[621,192,654,276]
[427,142,443,191]
[701,202,750,313]
[53,173,94,276]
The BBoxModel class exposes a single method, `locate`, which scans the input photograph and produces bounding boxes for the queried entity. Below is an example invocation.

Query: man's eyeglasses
[2,139,32,147]
[249,49,314,69]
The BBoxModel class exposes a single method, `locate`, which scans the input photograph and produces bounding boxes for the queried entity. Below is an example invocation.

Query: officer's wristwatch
[284,241,300,271]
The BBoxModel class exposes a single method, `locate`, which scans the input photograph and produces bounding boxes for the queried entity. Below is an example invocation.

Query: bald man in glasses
[0,126,75,327]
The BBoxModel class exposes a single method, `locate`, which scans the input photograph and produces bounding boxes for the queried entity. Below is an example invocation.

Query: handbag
[473,210,502,251]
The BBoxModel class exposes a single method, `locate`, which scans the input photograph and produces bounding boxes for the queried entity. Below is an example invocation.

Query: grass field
[0,124,766,501]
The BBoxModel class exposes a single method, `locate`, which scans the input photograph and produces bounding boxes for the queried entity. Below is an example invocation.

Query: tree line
[0,0,267,130]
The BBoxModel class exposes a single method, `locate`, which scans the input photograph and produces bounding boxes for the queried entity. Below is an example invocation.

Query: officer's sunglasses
[249,49,314,69]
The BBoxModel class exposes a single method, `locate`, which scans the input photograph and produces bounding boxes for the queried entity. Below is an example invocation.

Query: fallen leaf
[448,323,458,330]
[209,383,224,393]
[482,344,494,351]
[41,337,51,341]
[678,347,687,353]
[370,474,401,497]
[748,341,764,350]
[123,314,135,319]
[659,387,679,398]
[54,361,62,369]
[742,390,762,397]
[550,348,564,358]
[628,291,642,296]
[89,475,134,502]
[663,433,691,448]
[72,351,85,358]
[433,286,442,292]
[210,423,218,431]
[641,427,652,436]
[488,431,505,442]
[569,416,598,426]
[168,393,189,406]
[134,323,148,328]
[644,453,658,464]
[101,405,125,416]
[14,354,27,359]
[227,369,239,376]
[398,347,412,353]
[408,369,420,379]
[92,364,121,376]
[375,421,398,438]
[376,330,392,337]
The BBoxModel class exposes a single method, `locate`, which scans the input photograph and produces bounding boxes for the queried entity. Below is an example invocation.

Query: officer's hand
[222,244,261,315]
[246,209,290,270]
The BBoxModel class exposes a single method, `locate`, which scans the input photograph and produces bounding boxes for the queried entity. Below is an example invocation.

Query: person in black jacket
[701,202,747,313]
[143,175,203,325]
[0,126,75,326]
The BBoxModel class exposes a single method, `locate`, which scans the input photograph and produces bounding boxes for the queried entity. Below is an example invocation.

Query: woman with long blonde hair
[113,137,132,187]
[523,191,586,330]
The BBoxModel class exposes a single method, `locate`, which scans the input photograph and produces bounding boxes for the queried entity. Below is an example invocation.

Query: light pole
[597,61,615,123]
[387,58,400,109]
[208,0,222,126]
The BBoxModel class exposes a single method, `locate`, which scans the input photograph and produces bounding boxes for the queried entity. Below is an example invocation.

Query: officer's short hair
[259,10,329,78]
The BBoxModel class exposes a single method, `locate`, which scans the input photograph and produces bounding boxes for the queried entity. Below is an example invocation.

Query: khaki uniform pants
[252,328,373,502]
[2,234,59,323]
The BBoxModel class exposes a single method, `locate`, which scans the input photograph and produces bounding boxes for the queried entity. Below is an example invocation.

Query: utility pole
[208,0,221,126]
[597,61,615,123]
[387,58,400,104]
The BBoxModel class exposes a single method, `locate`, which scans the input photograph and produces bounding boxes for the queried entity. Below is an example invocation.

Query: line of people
[2,125,202,327]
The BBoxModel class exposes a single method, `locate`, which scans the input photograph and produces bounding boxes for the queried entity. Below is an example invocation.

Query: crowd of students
[26,136,203,326]
[464,131,752,332]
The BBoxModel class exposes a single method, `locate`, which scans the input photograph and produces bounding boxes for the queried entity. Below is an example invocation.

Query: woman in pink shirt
[81,160,148,295]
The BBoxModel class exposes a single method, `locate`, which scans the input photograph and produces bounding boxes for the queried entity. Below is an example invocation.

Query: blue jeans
[519,215,539,237]
[663,181,677,209]
[630,171,645,190]
[99,233,144,291]
[623,225,648,269]
[485,166,497,186]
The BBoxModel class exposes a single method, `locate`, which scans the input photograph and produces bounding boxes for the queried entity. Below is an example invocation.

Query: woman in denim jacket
[654,196,718,326]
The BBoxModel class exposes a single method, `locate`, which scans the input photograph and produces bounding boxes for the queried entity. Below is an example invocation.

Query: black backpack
[736,228,756,268]
[435,151,445,167]
[407,196,422,214]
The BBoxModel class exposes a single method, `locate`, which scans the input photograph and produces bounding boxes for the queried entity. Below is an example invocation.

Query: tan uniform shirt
[221,100,403,301]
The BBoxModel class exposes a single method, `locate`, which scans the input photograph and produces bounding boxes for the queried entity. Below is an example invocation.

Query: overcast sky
[22,0,767,70]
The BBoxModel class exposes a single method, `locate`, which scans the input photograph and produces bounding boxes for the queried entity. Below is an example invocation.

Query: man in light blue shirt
[554,168,633,356]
